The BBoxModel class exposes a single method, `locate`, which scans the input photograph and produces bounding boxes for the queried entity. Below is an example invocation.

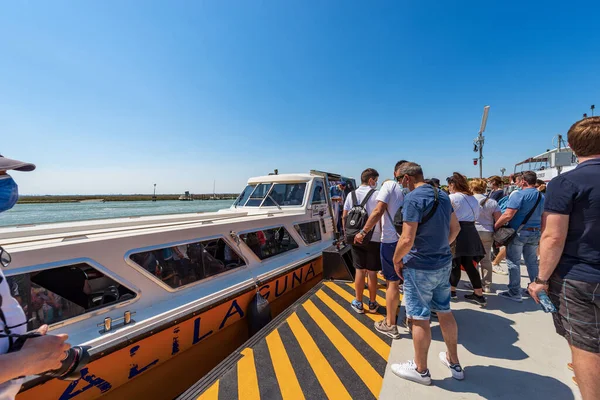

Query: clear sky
[1,1,598,195]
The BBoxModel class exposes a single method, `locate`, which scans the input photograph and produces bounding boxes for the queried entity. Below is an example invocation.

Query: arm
[341,210,348,232]
[392,221,418,277]
[354,201,387,244]
[449,213,461,244]
[529,212,569,302]
[0,325,70,384]
[492,210,501,223]
[494,208,517,230]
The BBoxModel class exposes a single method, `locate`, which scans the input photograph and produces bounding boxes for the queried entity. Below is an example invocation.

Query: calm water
[0,200,235,227]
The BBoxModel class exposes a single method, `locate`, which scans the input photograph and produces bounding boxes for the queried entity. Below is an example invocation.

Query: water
[0,200,235,227]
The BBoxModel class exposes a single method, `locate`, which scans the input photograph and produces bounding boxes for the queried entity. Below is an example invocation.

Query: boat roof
[515,147,572,167]
[247,173,314,184]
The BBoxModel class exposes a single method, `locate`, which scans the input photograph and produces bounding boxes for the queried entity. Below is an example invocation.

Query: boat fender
[247,291,272,336]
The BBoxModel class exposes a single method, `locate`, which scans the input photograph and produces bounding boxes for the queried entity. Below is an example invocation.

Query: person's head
[393,160,409,180]
[469,178,488,195]
[0,155,36,214]
[511,172,523,187]
[521,171,538,188]
[338,181,346,190]
[396,162,424,190]
[567,116,600,159]
[360,168,379,188]
[488,175,503,189]
[430,178,441,188]
[538,184,547,193]
[535,179,545,188]
[446,172,472,195]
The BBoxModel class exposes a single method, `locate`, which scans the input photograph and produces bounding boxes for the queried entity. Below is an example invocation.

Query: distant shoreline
[17,194,239,204]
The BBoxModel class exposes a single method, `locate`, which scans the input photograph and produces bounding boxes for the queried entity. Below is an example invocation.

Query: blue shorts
[380,242,401,282]
[403,263,452,320]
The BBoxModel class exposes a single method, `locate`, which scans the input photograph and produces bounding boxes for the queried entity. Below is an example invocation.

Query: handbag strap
[421,187,439,224]
[517,192,542,232]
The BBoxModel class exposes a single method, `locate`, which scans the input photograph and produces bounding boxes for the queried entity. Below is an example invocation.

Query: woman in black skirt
[447,172,487,305]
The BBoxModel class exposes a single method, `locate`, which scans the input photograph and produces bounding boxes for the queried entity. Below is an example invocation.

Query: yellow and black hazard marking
[178,279,396,400]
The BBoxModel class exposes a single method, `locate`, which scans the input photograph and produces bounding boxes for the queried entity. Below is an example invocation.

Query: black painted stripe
[277,321,328,399]
[295,307,375,400]
[253,339,283,400]
[321,285,389,333]
[310,294,389,374]
[217,360,238,400]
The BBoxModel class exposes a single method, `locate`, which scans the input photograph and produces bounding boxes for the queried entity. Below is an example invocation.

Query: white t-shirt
[344,185,381,242]
[376,181,404,243]
[449,193,480,222]
[473,194,501,232]
[0,270,27,400]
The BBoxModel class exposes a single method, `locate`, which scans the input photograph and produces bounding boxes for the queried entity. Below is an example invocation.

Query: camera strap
[0,277,28,351]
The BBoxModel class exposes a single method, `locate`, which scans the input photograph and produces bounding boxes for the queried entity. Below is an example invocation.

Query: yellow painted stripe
[303,300,383,397]
[265,330,305,400]
[316,289,390,360]
[237,348,260,400]
[197,380,219,400]
[324,283,380,322]
[287,313,352,400]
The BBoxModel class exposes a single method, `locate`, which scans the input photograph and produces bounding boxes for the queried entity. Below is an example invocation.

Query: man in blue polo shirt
[529,117,600,400]
[494,170,544,302]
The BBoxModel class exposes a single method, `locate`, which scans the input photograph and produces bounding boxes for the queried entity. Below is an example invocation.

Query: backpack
[386,187,440,236]
[345,189,376,246]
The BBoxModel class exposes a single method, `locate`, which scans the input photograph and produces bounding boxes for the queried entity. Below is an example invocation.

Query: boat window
[234,185,256,207]
[129,238,246,289]
[5,263,136,331]
[294,221,322,244]
[262,183,307,207]
[240,227,299,260]
[311,179,327,205]
[245,183,272,206]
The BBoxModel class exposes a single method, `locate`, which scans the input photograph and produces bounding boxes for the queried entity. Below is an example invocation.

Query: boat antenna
[592,105,595,117]
[473,105,490,178]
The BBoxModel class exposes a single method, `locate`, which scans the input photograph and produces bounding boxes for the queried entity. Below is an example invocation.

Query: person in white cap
[0,155,72,400]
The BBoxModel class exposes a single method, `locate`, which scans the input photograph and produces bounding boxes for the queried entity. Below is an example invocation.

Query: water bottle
[538,290,557,313]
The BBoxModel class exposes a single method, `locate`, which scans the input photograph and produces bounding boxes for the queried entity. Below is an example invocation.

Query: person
[330,181,347,233]
[470,179,501,293]
[390,162,463,385]
[355,161,406,339]
[487,175,505,202]
[494,170,544,302]
[0,154,71,399]
[342,168,382,314]
[528,117,600,400]
[447,172,487,305]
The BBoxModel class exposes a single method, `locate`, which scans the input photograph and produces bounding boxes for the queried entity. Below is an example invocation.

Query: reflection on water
[0,200,234,227]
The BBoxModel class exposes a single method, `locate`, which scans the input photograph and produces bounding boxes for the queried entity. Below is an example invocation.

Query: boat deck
[179,263,581,400]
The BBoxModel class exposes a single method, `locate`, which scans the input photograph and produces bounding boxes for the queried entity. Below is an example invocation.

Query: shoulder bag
[493,192,541,247]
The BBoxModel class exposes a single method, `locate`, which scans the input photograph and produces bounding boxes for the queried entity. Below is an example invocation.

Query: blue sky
[1,1,598,195]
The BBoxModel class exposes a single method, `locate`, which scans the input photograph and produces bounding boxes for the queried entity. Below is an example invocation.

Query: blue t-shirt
[545,159,600,283]
[402,184,453,270]
[506,188,544,229]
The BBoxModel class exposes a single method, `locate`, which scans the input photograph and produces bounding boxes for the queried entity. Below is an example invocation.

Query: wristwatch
[534,277,549,285]
[359,229,368,236]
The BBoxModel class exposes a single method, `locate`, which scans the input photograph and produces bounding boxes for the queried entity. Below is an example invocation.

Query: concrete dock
[379,261,581,400]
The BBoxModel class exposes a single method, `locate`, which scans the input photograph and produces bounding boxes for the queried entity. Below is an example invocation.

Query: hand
[528,282,548,304]
[394,260,404,279]
[21,325,71,376]
[354,231,365,245]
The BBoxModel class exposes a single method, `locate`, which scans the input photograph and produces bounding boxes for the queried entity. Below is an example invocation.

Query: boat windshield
[235,183,307,207]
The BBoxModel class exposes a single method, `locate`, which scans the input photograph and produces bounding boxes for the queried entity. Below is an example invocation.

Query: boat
[0,171,355,400]
[178,191,194,201]
[513,136,578,182]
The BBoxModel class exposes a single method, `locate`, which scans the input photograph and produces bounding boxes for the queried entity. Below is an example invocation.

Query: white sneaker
[439,352,465,380]
[493,266,508,275]
[391,360,432,386]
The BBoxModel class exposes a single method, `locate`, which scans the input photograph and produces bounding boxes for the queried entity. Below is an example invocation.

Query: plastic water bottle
[538,290,557,313]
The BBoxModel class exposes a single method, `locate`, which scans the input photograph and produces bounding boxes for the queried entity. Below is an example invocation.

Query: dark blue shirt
[489,190,504,202]
[545,159,600,283]
[506,188,544,229]
[402,184,453,270]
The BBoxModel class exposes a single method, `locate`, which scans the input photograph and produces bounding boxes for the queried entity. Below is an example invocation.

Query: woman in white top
[447,172,487,305]
[470,179,502,293]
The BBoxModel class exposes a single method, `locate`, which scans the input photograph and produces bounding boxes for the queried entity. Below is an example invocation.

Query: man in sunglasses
[0,155,71,399]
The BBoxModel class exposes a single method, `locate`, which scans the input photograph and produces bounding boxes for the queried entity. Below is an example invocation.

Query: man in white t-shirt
[355,161,406,339]
[343,169,382,315]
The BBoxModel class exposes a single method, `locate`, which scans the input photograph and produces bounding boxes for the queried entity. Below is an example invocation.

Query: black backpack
[345,189,376,246]
[385,187,440,236]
